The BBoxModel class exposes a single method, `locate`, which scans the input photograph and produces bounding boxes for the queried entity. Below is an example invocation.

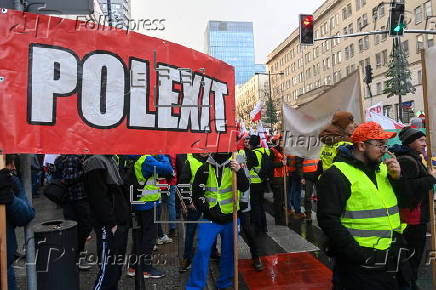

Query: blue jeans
[186,219,237,290]
[183,209,202,260]
[288,173,302,213]
[157,185,176,236]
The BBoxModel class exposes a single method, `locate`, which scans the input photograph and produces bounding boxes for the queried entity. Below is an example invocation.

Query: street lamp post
[255,71,284,128]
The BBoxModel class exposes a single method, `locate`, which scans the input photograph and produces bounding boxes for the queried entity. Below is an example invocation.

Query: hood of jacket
[319,124,352,145]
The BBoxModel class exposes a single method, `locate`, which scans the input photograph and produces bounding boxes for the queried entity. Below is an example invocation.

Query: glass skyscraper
[205,21,255,85]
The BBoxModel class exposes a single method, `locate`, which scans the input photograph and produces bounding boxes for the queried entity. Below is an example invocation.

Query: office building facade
[205,20,256,85]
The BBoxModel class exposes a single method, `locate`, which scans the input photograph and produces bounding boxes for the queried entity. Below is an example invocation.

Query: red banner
[0,10,236,154]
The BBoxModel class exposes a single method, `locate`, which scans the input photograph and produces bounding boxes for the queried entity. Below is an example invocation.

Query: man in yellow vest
[246,134,271,233]
[318,111,357,171]
[178,153,214,272]
[186,152,249,290]
[127,154,173,279]
[317,122,411,289]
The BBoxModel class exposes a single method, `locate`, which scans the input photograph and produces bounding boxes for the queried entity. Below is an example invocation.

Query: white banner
[283,71,363,159]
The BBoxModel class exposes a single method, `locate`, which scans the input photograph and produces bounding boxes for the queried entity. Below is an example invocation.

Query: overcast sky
[131,0,324,64]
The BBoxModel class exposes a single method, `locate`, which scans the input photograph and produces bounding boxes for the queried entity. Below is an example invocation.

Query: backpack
[257,149,273,182]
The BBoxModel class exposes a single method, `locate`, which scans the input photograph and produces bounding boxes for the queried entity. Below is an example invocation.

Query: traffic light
[364,65,373,84]
[299,14,314,45]
[389,2,405,36]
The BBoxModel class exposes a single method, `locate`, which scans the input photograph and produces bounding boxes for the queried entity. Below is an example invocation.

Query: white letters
[81,53,125,128]
[27,45,229,133]
[29,45,77,124]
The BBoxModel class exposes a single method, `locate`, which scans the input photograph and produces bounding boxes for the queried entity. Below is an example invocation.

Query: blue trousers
[186,219,237,290]
[288,173,302,213]
[157,185,176,236]
[183,209,202,260]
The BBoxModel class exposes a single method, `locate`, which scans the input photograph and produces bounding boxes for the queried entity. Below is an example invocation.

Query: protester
[301,157,321,221]
[319,111,356,171]
[178,153,213,272]
[31,154,42,197]
[390,127,436,289]
[246,134,271,233]
[236,148,264,271]
[0,154,35,290]
[54,154,93,270]
[83,155,130,290]
[186,153,249,290]
[126,154,173,279]
[317,122,412,289]
[287,155,305,218]
[269,134,287,225]
[156,153,177,242]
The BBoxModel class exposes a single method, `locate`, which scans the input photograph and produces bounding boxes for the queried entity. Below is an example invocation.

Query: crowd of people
[0,111,435,290]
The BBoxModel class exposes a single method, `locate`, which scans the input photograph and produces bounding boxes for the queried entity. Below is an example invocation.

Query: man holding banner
[186,153,249,290]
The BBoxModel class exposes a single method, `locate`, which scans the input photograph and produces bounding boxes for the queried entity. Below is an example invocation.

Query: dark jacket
[83,155,130,228]
[317,145,406,264]
[6,174,35,267]
[179,154,209,205]
[192,154,249,224]
[390,144,436,224]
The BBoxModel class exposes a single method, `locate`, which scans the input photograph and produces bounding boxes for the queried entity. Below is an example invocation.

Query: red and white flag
[250,101,263,122]
[257,122,268,148]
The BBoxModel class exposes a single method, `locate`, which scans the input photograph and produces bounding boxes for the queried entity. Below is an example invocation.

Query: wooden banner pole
[0,154,8,290]
[281,102,289,226]
[420,50,436,281]
[231,152,239,290]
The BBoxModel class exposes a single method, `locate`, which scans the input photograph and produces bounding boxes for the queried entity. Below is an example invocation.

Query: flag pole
[231,152,239,290]
[0,153,7,290]
[420,50,436,281]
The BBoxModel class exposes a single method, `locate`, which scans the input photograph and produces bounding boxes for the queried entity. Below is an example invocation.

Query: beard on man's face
[363,150,381,169]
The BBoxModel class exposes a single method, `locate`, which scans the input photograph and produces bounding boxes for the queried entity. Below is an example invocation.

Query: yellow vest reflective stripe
[333,162,405,250]
[204,164,240,214]
[187,154,204,184]
[320,141,352,171]
[249,147,270,184]
[134,155,161,202]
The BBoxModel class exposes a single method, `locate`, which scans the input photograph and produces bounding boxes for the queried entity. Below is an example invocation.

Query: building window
[357,14,368,31]
[333,71,342,83]
[342,3,352,20]
[376,52,382,67]
[417,34,424,53]
[378,4,385,17]
[415,6,423,24]
[425,1,432,17]
[382,49,387,66]
[383,105,392,117]
[359,36,370,51]
[417,70,422,84]
[376,82,383,95]
[380,26,387,42]
[402,40,409,55]
[428,34,434,47]
[374,33,380,45]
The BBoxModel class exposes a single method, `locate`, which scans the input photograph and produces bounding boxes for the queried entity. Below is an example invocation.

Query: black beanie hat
[249,135,260,148]
[399,127,426,145]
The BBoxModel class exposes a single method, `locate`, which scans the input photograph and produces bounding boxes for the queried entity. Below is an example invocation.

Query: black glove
[0,169,14,204]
